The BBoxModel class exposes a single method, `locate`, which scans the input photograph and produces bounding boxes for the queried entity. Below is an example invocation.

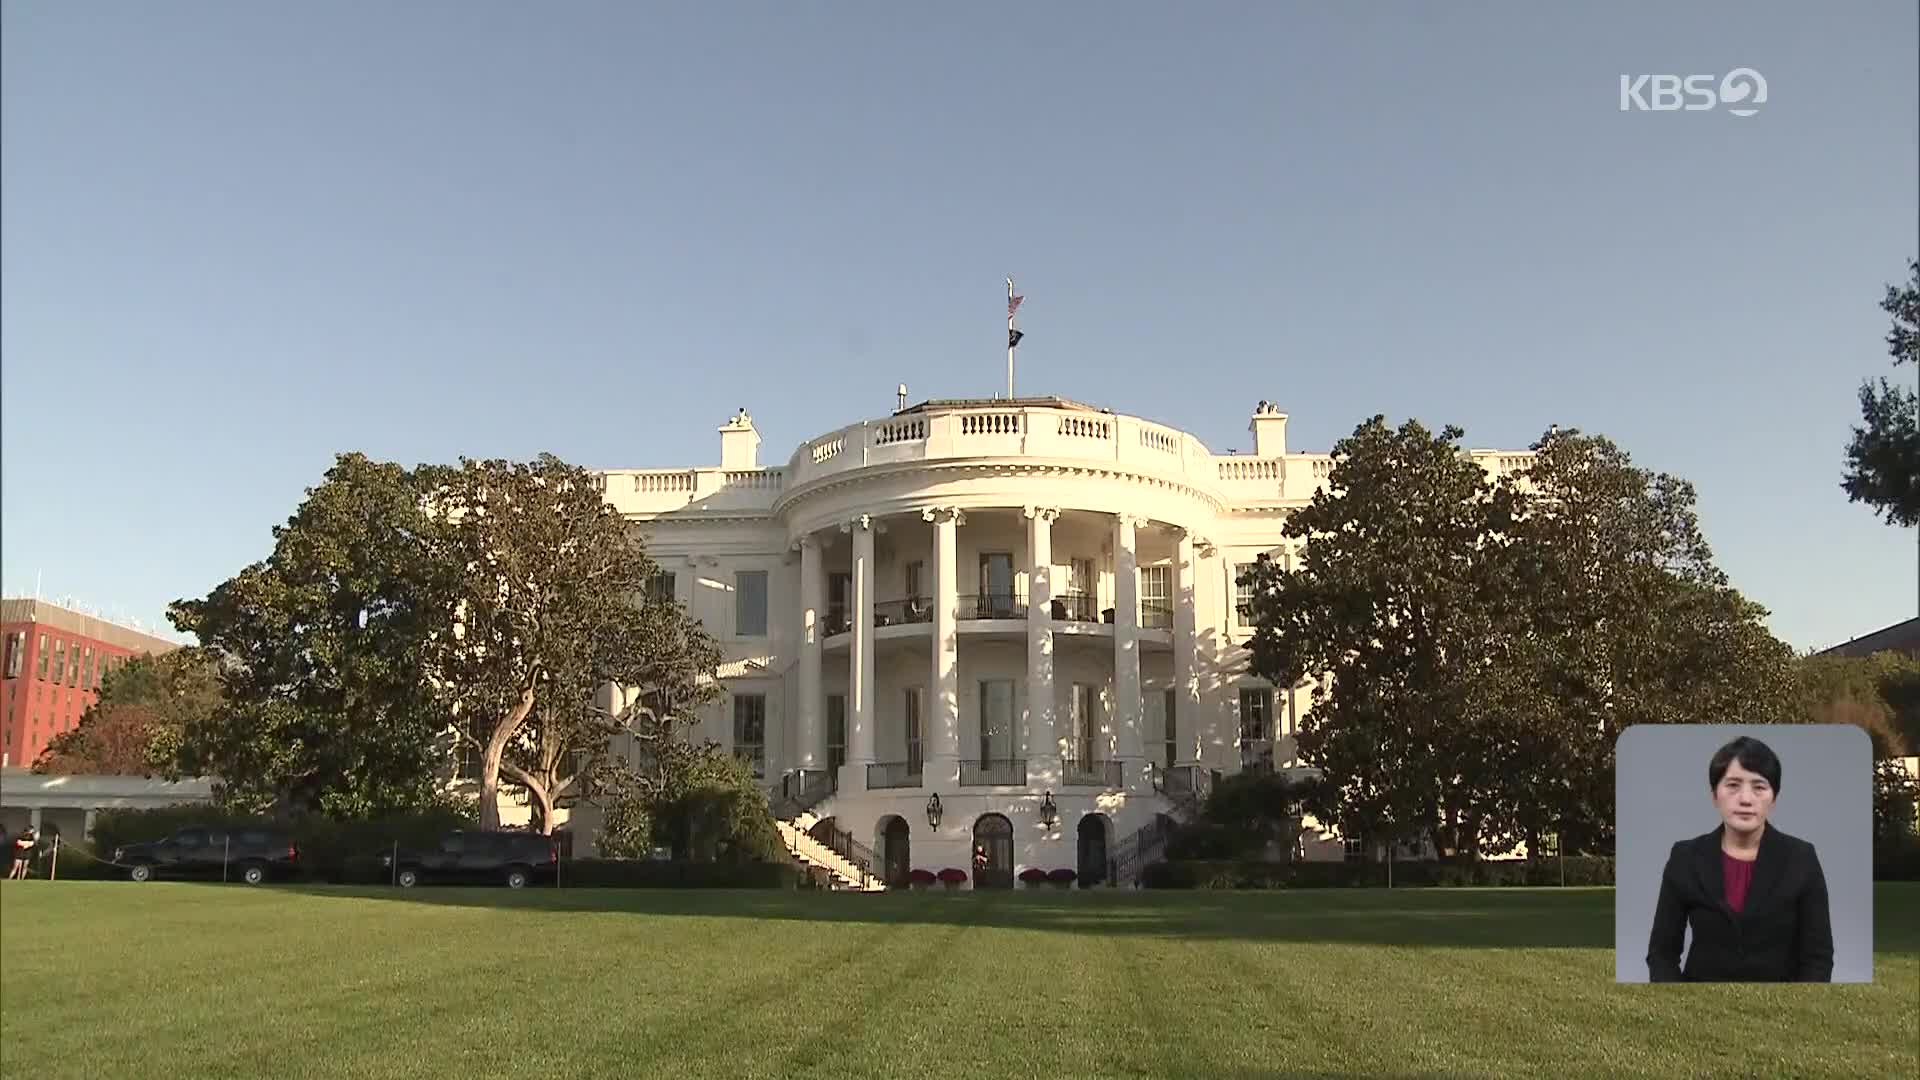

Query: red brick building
[1,598,180,768]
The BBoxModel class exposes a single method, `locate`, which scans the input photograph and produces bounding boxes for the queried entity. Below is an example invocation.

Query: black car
[115,826,300,885]
[383,830,557,889]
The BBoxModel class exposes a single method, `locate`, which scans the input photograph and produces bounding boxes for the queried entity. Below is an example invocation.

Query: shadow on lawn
[276,881,1620,949]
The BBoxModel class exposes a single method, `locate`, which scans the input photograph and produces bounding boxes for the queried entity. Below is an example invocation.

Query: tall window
[734,570,769,637]
[1161,688,1178,768]
[826,694,847,773]
[979,553,1014,615]
[3,632,22,679]
[81,648,93,692]
[646,572,676,606]
[732,694,767,777]
[52,641,66,685]
[979,679,1014,765]
[36,635,48,680]
[1240,687,1274,771]
[1139,565,1171,627]
[1069,557,1094,597]
[828,572,851,632]
[1235,563,1258,621]
[904,560,925,602]
[904,687,923,774]
[1071,683,1100,763]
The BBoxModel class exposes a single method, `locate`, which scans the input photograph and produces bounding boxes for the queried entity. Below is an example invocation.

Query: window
[904,560,925,602]
[827,572,851,633]
[646,572,676,606]
[734,570,769,637]
[1068,557,1094,597]
[52,641,66,685]
[81,648,93,691]
[1240,687,1274,772]
[1344,832,1367,863]
[904,687,923,775]
[826,694,847,773]
[3,632,22,679]
[1235,563,1257,621]
[979,553,1014,614]
[1161,688,1178,769]
[36,635,47,680]
[979,679,1014,765]
[732,693,766,777]
[1071,683,1100,764]
[1139,565,1171,628]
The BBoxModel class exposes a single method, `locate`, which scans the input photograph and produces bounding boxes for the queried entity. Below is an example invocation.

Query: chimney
[1248,400,1288,457]
[719,408,760,470]
[897,383,908,412]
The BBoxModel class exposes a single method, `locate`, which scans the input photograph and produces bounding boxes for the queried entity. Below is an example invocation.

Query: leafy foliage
[33,648,224,777]
[423,454,722,831]
[633,743,784,863]
[1842,258,1920,527]
[1243,417,1796,859]
[1795,651,1920,757]
[170,454,452,817]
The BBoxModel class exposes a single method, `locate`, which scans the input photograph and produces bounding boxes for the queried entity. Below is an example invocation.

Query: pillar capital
[921,506,966,527]
[1022,505,1061,523]
[840,514,882,534]
[1114,512,1145,530]
[791,532,820,552]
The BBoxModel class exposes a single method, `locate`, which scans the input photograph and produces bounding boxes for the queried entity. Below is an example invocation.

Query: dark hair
[1708,736,1782,794]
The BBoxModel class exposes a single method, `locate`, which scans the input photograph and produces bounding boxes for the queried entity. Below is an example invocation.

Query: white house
[571,395,1537,886]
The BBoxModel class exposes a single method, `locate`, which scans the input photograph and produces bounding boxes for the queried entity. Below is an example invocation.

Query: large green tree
[425,454,721,832]
[33,648,224,776]
[169,453,454,817]
[1244,418,1797,860]
[1843,258,1920,527]
[1244,416,1524,860]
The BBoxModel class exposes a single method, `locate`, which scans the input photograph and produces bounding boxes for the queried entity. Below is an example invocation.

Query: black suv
[114,827,300,885]
[383,830,557,889]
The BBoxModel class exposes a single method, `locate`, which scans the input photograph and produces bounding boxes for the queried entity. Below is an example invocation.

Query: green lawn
[2,882,1915,1079]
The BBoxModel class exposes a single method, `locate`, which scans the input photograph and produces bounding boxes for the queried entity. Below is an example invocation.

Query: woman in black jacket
[1646,736,1834,982]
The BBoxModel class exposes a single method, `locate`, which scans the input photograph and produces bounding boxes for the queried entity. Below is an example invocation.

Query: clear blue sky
[3,2,1914,652]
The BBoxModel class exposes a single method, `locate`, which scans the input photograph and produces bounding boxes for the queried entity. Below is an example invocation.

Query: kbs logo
[1619,68,1767,117]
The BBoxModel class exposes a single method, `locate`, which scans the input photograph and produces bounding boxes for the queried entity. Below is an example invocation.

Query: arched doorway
[807,816,837,846]
[1077,814,1111,887]
[972,814,1014,889]
[877,815,911,888]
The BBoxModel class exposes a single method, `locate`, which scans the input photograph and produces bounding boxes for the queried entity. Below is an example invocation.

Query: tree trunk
[500,759,555,835]
[478,683,538,830]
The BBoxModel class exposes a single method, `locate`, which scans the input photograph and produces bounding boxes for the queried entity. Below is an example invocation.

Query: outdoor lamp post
[1039,791,1058,828]
[926,793,943,829]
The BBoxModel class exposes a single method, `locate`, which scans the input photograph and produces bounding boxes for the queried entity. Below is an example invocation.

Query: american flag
[1007,292,1024,320]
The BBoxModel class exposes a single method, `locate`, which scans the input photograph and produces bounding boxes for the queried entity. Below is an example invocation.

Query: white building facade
[586,396,1536,886]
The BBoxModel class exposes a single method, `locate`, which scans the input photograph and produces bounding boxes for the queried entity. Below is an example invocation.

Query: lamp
[1039,791,1058,828]
[925,793,943,829]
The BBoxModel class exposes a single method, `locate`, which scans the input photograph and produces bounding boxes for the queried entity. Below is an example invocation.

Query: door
[881,816,911,887]
[972,814,1014,889]
[1078,815,1110,887]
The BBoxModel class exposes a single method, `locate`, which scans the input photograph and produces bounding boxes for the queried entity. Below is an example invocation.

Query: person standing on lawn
[8,826,38,879]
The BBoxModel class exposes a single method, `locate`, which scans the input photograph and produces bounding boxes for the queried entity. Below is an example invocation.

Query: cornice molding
[775,458,1231,518]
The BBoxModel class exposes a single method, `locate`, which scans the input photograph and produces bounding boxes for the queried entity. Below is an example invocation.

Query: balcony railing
[1049,593,1099,622]
[873,598,933,627]
[866,761,923,789]
[958,594,1026,620]
[770,768,837,819]
[961,758,1028,786]
[823,609,851,637]
[1140,602,1174,630]
[1060,757,1122,789]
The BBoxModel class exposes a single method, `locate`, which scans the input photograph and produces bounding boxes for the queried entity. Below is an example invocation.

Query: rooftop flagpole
[1006,277,1025,399]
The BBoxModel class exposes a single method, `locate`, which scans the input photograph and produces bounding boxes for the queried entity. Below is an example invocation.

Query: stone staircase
[776,811,885,892]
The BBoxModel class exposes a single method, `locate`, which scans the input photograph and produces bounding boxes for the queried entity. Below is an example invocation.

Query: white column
[845,516,877,791]
[28,807,43,832]
[925,506,963,788]
[1025,507,1058,772]
[83,808,99,840]
[797,534,823,774]
[1113,514,1143,782]
[1174,529,1200,766]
